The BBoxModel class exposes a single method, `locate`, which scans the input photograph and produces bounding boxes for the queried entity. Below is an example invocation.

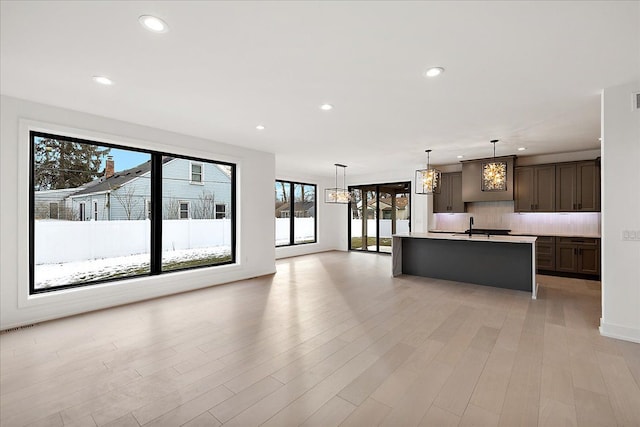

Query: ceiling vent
[634,92,640,111]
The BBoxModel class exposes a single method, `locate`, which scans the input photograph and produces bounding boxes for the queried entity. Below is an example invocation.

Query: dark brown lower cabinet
[536,236,555,271]
[555,237,600,275]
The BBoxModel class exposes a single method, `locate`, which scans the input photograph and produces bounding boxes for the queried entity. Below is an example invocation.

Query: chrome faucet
[469,216,474,236]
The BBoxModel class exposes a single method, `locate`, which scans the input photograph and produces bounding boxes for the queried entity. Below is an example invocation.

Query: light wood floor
[2,251,639,427]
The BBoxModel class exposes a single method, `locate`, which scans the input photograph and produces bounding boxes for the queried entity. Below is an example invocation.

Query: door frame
[347,181,411,253]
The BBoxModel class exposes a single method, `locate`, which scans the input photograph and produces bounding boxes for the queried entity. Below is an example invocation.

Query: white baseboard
[600,319,640,343]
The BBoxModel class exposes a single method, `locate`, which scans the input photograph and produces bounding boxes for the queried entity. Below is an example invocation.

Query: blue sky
[102,148,150,172]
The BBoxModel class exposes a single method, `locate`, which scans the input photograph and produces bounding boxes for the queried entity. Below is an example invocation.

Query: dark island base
[402,237,533,292]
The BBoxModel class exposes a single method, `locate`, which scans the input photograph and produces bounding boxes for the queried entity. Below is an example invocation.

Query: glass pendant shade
[324,188,351,203]
[415,149,440,194]
[416,168,441,194]
[324,163,351,203]
[482,140,507,191]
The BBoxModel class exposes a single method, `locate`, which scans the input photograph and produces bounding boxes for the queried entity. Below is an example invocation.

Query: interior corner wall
[600,81,640,343]
[0,95,276,330]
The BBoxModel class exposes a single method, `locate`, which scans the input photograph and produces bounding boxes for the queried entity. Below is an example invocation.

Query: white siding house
[37,158,232,221]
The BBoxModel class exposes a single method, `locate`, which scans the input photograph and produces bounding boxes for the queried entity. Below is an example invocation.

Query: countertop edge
[427,230,601,239]
[393,232,537,244]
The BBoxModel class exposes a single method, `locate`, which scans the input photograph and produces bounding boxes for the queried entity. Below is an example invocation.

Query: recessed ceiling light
[92,76,113,85]
[517,147,526,151]
[256,125,265,130]
[319,103,333,111]
[139,15,169,33]
[425,67,444,77]
[457,155,464,159]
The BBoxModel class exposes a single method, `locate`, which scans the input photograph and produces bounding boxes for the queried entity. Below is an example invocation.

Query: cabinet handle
[573,203,576,210]
[530,204,534,210]
[578,203,582,210]
[574,248,577,255]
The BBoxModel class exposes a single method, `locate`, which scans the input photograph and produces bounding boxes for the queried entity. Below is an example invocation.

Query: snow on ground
[35,246,231,289]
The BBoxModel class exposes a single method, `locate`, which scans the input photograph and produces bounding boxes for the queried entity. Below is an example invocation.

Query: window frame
[347,181,411,253]
[79,202,86,222]
[29,131,237,295]
[49,202,58,219]
[275,179,317,247]
[190,161,204,185]
[179,201,190,219]
[215,203,226,219]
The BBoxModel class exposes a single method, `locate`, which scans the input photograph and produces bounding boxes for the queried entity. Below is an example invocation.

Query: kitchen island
[392,232,538,298]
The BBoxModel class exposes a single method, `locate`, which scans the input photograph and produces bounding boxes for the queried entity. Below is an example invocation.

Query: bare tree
[60,205,78,221]
[164,197,180,220]
[192,190,215,219]
[110,185,143,220]
[278,181,288,203]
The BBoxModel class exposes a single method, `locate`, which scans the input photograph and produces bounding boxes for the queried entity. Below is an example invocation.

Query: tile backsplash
[432,201,600,237]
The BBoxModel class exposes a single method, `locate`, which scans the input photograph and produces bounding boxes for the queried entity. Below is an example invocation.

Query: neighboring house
[354,196,409,220]
[275,201,315,218]
[33,187,81,220]
[378,196,408,220]
[35,156,232,221]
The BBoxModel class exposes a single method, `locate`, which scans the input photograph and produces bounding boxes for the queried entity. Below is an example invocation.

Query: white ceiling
[2,1,638,177]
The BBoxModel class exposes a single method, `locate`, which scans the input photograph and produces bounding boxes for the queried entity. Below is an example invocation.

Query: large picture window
[275,180,316,246]
[30,131,235,293]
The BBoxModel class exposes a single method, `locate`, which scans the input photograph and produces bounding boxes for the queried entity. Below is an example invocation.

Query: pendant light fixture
[325,163,351,203]
[415,149,441,194]
[482,139,507,191]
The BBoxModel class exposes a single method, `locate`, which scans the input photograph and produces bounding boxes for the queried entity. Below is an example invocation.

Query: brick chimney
[105,156,114,179]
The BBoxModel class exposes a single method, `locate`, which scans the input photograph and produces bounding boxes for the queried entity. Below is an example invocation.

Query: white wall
[0,96,276,330]
[600,81,640,343]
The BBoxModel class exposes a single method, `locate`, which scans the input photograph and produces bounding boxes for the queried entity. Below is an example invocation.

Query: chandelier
[415,149,441,194]
[482,139,507,191]
[324,163,351,203]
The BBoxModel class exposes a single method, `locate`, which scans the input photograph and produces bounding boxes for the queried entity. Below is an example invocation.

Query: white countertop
[393,232,537,244]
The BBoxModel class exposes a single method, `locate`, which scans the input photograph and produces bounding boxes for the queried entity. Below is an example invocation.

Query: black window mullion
[230,164,236,263]
[150,153,163,275]
[347,186,353,251]
[376,185,380,252]
[289,183,295,245]
[29,133,36,295]
[312,185,317,246]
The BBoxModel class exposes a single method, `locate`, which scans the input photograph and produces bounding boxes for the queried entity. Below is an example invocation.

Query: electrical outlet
[622,230,640,241]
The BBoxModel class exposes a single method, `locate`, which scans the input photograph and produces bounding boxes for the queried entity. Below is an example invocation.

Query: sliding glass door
[348,182,410,253]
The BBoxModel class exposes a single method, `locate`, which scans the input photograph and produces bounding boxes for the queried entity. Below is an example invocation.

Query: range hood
[461,155,516,202]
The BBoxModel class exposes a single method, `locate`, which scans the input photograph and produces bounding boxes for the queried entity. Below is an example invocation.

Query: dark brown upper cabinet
[556,160,600,212]
[434,172,464,213]
[515,164,555,212]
